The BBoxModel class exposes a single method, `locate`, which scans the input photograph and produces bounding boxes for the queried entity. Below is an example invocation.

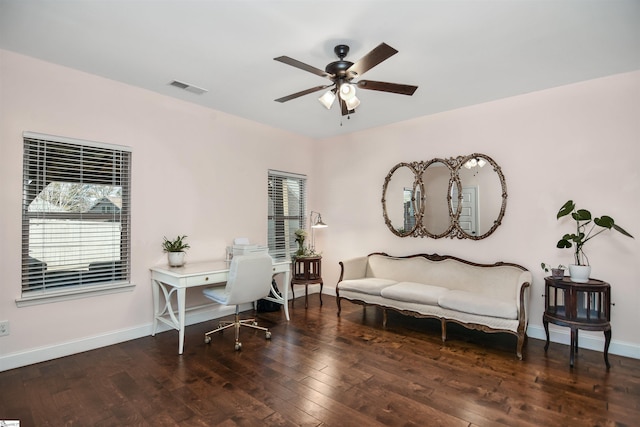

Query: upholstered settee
[336,253,532,359]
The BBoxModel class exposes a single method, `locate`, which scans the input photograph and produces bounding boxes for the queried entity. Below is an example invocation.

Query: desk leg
[177,288,186,355]
[151,279,159,336]
[283,270,290,321]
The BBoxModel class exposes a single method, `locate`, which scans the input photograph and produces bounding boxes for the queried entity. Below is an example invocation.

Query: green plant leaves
[613,223,634,238]
[557,200,575,219]
[162,235,190,252]
[572,209,591,221]
[555,200,634,265]
[557,236,572,249]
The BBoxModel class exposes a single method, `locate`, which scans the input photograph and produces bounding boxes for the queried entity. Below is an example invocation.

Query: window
[267,170,306,260]
[20,132,132,304]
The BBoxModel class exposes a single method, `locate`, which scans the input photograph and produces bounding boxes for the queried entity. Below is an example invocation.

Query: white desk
[150,259,290,354]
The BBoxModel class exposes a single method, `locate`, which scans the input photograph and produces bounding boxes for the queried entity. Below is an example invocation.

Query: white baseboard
[526,324,640,360]
[0,304,240,372]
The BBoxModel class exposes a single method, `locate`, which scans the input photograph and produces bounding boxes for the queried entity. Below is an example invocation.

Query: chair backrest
[224,253,274,305]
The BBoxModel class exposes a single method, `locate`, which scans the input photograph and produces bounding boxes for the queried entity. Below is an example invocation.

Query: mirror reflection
[382,154,507,240]
[455,154,507,239]
[421,159,455,238]
[382,163,421,237]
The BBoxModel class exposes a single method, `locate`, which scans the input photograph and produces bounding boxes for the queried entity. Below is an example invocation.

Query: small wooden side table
[543,276,611,368]
[291,256,323,308]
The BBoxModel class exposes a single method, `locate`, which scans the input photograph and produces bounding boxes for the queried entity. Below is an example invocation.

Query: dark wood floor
[1,295,639,426]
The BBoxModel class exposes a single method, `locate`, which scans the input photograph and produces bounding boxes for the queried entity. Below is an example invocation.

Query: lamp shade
[344,95,360,110]
[318,90,336,109]
[312,213,328,228]
[339,83,356,100]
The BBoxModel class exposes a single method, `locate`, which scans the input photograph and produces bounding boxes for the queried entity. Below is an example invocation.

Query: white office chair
[202,253,274,350]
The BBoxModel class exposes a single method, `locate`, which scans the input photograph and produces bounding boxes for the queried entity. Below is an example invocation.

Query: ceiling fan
[274,43,418,116]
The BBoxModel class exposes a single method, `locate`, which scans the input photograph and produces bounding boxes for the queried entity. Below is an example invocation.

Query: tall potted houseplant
[555,200,633,282]
[162,235,190,267]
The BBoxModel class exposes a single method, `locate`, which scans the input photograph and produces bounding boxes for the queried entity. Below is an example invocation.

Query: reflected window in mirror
[455,154,507,240]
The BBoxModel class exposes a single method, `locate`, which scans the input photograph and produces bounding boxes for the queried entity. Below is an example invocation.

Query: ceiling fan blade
[274,85,333,103]
[357,80,418,96]
[347,43,398,77]
[274,56,333,79]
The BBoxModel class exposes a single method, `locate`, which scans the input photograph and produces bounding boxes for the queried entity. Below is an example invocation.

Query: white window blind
[21,132,132,297]
[267,170,306,260]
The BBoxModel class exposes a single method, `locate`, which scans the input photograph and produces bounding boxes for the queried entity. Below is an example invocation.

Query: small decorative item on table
[162,235,190,267]
[294,228,308,256]
[541,263,566,280]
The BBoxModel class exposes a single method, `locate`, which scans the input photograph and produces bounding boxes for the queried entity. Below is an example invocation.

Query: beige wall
[1,47,639,369]
[316,70,640,358]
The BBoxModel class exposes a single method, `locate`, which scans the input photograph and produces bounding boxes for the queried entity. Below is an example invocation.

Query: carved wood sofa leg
[441,319,447,342]
[516,333,526,360]
[336,297,342,316]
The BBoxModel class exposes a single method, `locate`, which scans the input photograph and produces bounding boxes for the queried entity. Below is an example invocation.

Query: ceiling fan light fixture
[339,83,357,100]
[274,42,418,118]
[464,159,476,169]
[345,95,360,110]
[318,90,336,109]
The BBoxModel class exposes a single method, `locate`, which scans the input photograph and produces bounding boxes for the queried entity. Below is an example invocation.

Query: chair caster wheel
[235,342,242,351]
[265,331,271,340]
[204,336,211,344]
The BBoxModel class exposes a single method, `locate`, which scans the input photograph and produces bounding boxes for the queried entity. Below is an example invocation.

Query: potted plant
[162,235,190,267]
[555,200,633,282]
[294,229,308,257]
[540,263,566,280]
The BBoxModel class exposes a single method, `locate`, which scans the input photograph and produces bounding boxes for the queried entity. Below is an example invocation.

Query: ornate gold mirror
[420,158,458,238]
[382,154,506,240]
[453,153,507,240]
[382,162,423,237]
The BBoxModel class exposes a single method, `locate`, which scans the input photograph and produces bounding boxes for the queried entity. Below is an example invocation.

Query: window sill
[16,282,135,307]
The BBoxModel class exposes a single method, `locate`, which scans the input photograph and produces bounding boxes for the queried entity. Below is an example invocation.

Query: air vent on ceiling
[168,80,208,95]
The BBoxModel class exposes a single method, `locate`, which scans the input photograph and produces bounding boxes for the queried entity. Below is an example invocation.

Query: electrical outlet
[0,320,9,337]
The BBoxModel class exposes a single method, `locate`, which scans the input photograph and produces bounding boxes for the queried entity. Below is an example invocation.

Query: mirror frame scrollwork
[417,158,460,239]
[381,161,424,237]
[382,153,507,240]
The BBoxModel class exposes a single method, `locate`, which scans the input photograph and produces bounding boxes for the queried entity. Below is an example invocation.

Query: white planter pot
[168,251,186,267]
[569,264,591,283]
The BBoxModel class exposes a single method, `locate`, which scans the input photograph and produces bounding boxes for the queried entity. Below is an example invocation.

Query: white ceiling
[1,1,639,140]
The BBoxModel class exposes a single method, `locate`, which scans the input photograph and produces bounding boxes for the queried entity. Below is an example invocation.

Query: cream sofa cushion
[380,282,449,306]
[438,290,517,320]
[338,278,397,296]
[365,254,526,300]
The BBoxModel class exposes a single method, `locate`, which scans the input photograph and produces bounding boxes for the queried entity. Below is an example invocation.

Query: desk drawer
[185,272,226,287]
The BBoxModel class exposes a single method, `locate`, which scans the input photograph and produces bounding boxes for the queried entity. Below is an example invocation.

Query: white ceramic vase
[168,251,186,267]
[568,264,591,283]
